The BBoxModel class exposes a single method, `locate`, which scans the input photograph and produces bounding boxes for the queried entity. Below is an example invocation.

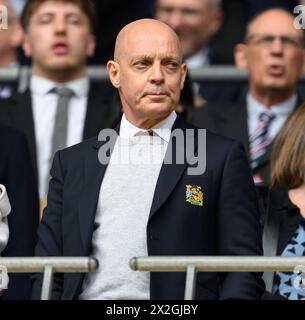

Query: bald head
[107,18,187,129]
[114,18,183,62]
[246,9,304,41]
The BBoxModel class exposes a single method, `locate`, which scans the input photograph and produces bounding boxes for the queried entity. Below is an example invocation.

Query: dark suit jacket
[0,125,39,300]
[31,116,264,300]
[0,82,17,100]
[262,187,303,297]
[0,82,119,180]
[190,97,301,185]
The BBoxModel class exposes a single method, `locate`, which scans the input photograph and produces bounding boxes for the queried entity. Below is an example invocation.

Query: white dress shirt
[119,111,177,142]
[185,48,210,70]
[185,48,210,96]
[30,76,89,198]
[247,93,297,141]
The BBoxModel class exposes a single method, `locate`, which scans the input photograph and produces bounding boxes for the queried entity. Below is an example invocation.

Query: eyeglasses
[246,34,305,49]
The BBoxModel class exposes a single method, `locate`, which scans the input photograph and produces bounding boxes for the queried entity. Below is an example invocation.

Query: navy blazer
[0,125,39,300]
[263,187,304,296]
[190,97,302,185]
[31,116,264,300]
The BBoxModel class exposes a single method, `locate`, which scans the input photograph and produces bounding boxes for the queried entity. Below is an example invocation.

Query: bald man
[31,19,264,300]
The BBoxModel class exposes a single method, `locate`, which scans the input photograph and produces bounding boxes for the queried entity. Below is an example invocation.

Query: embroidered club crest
[186,184,203,207]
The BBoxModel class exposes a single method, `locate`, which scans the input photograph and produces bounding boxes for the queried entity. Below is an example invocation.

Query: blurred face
[155,0,222,59]
[107,21,187,128]
[237,10,305,96]
[0,0,22,66]
[22,1,95,81]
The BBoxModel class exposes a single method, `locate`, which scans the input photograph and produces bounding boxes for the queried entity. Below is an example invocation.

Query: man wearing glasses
[192,9,305,185]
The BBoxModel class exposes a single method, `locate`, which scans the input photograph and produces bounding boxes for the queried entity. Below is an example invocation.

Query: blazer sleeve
[1,131,39,300]
[217,141,265,299]
[31,151,64,300]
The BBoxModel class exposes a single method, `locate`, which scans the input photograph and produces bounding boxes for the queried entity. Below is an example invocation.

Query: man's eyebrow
[129,54,182,63]
[36,11,82,18]
[163,54,180,60]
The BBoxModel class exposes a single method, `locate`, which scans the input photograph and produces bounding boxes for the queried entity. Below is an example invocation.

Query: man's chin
[145,103,174,116]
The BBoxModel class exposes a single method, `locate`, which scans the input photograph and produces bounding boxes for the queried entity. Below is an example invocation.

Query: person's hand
[0,185,10,254]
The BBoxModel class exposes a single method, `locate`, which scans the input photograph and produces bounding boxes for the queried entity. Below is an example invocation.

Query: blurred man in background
[0,0,24,98]
[192,9,305,186]
[0,0,117,216]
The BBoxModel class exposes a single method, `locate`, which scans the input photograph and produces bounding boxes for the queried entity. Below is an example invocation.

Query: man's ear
[22,34,32,57]
[180,63,187,90]
[10,22,23,48]
[234,43,249,70]
[301,49,305,74]
[209,7,223,36]
[86,35,96,57]
[107,60,120,88]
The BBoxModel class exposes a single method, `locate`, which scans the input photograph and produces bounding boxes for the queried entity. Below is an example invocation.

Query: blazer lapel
[11,90,38,178]
[263,188,283,292]
[216,101,250,157]
[277,207,302,255]
[148,117,195,222]
[78,130,118,253]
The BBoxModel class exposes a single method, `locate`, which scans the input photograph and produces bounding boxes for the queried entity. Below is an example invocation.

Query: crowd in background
[1,0,305,300]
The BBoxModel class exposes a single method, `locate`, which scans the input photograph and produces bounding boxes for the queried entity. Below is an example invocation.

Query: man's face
[0,0,22,66]
[108,22,187,128]
[238,11,305,95]
[22,1,95,79]
[155,0,222,59]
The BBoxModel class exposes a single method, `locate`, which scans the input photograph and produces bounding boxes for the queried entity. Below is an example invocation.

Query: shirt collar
[247,92,297,119]
[119,111,177,143]
[185,48,210,70]
[30,75,89,98]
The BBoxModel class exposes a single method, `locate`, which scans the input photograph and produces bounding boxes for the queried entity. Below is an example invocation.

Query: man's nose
[270,37,284,55]
[149,64,165,84]
[53,17,67,34]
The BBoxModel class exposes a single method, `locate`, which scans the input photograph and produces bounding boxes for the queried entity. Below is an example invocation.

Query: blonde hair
[271,103,305,189]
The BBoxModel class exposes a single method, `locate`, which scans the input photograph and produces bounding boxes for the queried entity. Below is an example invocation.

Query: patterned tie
[273,221,305,300]
[249,111,275,170]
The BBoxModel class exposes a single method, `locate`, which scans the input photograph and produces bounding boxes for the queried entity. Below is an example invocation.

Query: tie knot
[135,130,155,137]
[53,87,74,98]
[259,111,275,124]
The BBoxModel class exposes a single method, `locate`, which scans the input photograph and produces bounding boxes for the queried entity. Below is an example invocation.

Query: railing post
[41,265,54,300]
[184,265,197,300]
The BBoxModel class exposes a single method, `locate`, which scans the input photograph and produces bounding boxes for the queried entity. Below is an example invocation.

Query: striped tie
[249,111,275,170]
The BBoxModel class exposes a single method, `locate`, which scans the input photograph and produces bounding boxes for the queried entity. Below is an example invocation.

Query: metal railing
[130,256,305,300]
[1,255,305,300]
[0,257,98,300]
[1,66,305,94]
[0,66,248,83]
